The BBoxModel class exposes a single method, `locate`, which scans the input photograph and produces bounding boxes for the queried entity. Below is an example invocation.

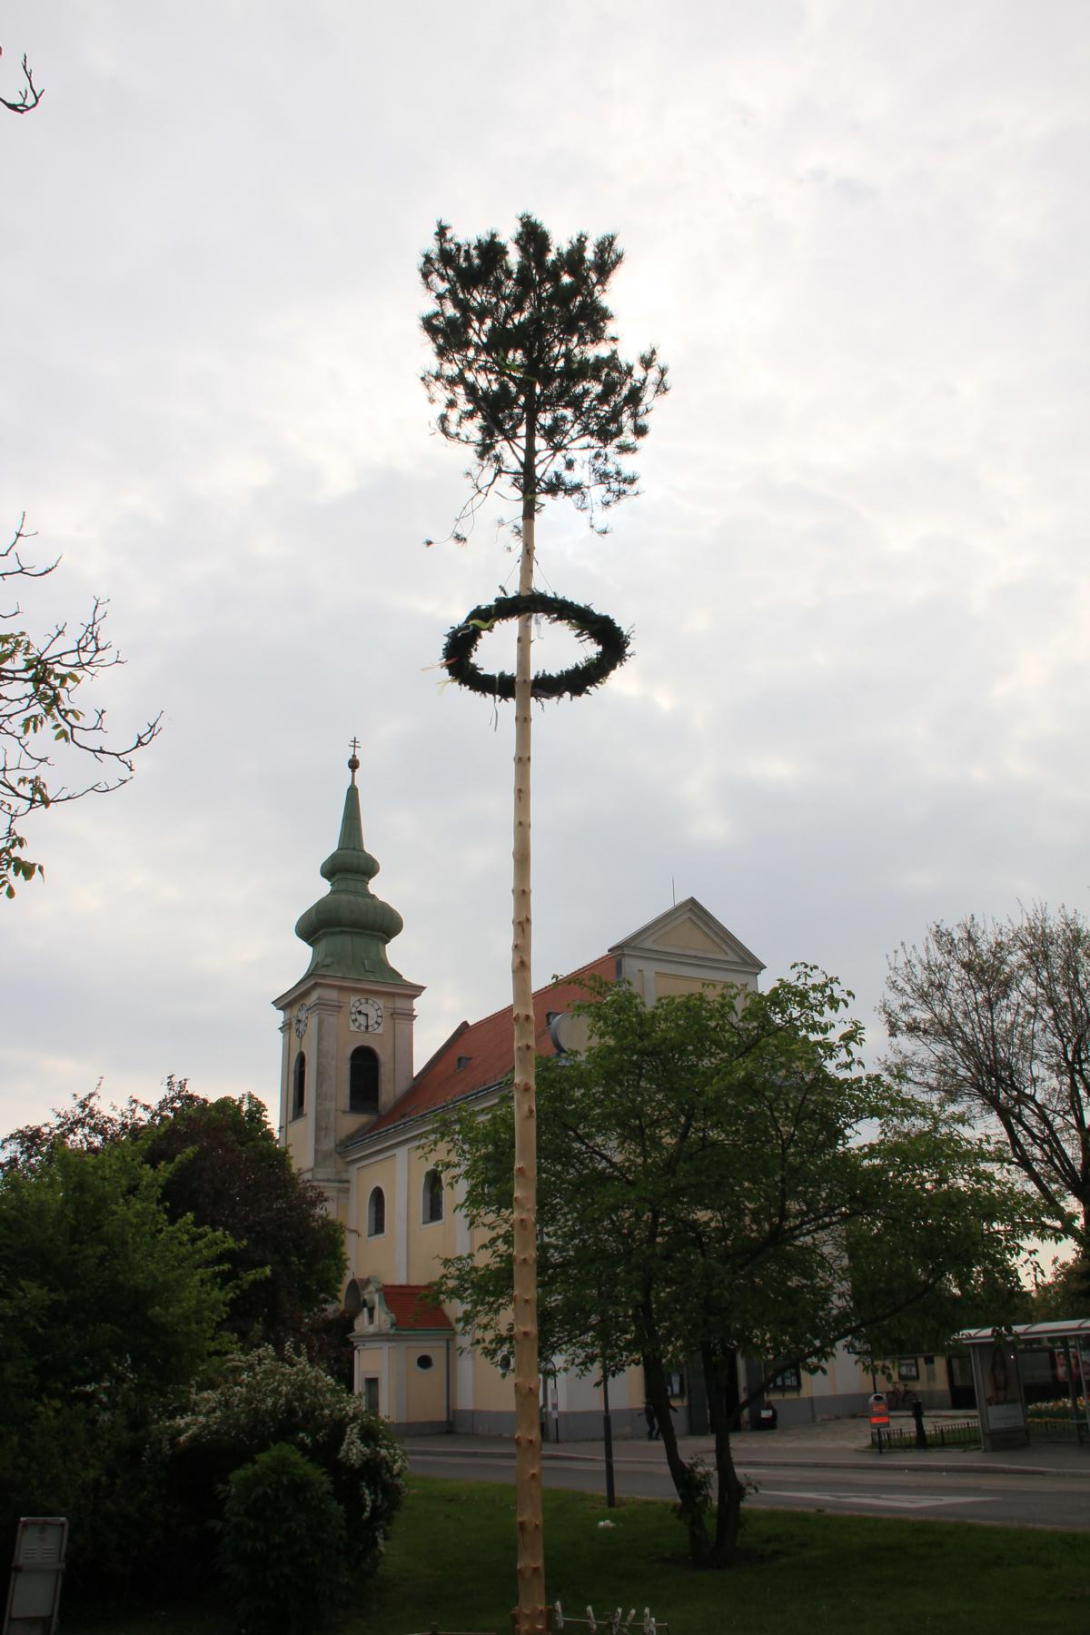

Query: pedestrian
[644,1400,659,1440]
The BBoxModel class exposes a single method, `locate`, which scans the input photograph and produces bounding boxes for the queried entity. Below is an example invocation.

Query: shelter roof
[954,1320,1090,1343]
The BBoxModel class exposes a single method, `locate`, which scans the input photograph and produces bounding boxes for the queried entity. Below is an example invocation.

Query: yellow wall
[621,1362,643,1409]
[285,1040,311,1169]
[407,1144,458,1281]
[649,921,723,955]
[354,1344,387,1413]
[354,1154,398,1284]
[406,1346,447,1420]
[474,1349,514,1411]
[654,972,726,998]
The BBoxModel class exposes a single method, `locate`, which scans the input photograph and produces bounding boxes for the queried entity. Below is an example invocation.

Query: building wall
[408,1143,459,1282]
[653,972,726,999]
[354,1153,398,1284]
[406,1344,448,1422]
[277,977,421,1191]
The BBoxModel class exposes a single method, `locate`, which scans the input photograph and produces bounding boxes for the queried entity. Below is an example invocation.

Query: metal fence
[871,1420,980,1451]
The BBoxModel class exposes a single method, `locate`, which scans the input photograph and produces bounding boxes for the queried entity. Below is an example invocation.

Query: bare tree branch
[1,518,161,896]
[883,905,1090,1243]
[0,47,44,114]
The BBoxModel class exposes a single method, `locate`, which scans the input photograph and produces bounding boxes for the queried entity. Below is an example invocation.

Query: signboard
[3,1517,67,1635]
[967,1340,1028,1451]
[985,1399,1026,1432]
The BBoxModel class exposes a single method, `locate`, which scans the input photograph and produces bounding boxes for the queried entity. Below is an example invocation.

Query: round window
[415,1354,435,1372]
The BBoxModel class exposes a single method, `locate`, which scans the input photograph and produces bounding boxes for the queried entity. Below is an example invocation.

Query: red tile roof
[380,1284,453,1331]
[365,954,615,1137]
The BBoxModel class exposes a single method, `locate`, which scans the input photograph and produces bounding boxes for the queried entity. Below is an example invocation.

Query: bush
[0,1140,236,1590]
[164,1346,406,1575]
[220,1443,348,1634]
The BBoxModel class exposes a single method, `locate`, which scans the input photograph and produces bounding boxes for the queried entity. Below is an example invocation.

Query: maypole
[421,217,666,1632]
[510,402,542,1623]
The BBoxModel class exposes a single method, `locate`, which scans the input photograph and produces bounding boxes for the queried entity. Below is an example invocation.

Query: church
[275,756,917,1435]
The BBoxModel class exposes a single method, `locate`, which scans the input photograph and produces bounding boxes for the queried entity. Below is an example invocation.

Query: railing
[871,1420,980,1451]
[873,1414,1090,1449]
[1026,1415,1089,1444]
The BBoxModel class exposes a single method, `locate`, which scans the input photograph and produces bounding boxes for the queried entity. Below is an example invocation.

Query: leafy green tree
[0,1076,192,1172]
[3,1081,346,1351]
[0,1140,236,1580]
[0,516,159,896]
[432,971,1041,1567]
[142,1091,346,1348]
[1029,1252,1090,1320]
[421,215,666,1633]
[883,904,1090,1245]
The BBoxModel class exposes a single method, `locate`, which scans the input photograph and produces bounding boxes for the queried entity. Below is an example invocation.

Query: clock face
[350,997,384,1034]
[294,1004,309,1039]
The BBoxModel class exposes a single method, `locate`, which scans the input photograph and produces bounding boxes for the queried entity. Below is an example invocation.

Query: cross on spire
[348,736,361,783]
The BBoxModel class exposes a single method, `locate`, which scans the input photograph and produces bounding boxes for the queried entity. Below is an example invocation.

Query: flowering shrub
[1026,1397,1086,1419]
[163,1347,406,1573]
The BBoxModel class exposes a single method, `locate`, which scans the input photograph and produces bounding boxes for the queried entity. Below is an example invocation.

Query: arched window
[292,1051,306,1118]
[349,1046,380,1115]
[367,1186,386,1238]
[422,1168,444,1224]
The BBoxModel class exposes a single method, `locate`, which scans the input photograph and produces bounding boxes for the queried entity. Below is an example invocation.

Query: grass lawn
[66,1478,1090,1635]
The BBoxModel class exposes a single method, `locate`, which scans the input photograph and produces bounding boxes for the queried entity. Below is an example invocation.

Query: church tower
[273,748,423,1225]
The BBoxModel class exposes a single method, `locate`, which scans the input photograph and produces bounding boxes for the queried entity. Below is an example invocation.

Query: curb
[407,1444,1090,1481]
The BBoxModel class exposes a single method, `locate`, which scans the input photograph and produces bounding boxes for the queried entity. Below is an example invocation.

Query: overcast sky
[3,0,1088,1137]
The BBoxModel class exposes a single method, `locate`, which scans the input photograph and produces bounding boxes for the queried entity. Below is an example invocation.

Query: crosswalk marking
[760,1487,999,1510]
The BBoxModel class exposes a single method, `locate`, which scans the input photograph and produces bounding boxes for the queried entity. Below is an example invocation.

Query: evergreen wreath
[442,592,630,702]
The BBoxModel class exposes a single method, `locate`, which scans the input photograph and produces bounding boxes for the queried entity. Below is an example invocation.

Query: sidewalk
[409,1414,1090,1480]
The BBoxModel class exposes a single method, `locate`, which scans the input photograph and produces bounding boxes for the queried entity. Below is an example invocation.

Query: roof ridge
[449,953,610,1036]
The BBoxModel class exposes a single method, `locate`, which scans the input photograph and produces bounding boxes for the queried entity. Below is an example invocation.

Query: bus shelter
[953,1320,1090,1453]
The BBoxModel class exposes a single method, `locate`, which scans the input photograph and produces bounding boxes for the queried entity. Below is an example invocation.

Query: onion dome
[294,753,405,983]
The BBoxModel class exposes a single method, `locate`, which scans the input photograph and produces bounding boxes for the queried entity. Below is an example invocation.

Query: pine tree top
[420,214,668,539]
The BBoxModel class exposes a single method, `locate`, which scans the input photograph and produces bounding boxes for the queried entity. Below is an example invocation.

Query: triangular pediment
[648,919,721,955]
[611,898,764,978]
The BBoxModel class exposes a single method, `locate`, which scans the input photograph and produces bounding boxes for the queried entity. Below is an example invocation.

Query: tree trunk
[512,403,545,1633]
[703,1343,747,1566]
[642,1350,713,1567]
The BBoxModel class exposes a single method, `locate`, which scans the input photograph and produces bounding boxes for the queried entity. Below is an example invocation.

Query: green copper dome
[295,763,405,983]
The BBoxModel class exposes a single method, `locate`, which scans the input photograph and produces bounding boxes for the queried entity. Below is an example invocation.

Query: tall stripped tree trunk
[511,391,546,1633]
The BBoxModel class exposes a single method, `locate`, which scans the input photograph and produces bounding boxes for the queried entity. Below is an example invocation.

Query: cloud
[2,0,1088,1138]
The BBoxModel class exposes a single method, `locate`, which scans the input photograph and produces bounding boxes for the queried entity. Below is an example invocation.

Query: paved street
[406,1414,1090,1531]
